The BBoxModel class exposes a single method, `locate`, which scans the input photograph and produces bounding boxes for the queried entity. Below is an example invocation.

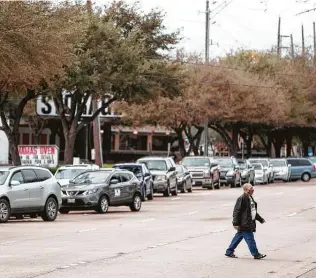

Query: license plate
[67,199,75,203]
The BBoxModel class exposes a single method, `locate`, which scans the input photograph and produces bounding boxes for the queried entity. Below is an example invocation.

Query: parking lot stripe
[140,218,155,223]
[77,228,97,233]
[287,212,297,217]
[188,211,199,215]
[171,197,181,201]
[275,192,284,196]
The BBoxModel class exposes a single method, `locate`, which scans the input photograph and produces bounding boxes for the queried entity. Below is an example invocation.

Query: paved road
[1,182,316,278]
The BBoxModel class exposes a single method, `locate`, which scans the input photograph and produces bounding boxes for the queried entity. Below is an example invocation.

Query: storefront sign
[18,145,59,167]
[36,92,119,118]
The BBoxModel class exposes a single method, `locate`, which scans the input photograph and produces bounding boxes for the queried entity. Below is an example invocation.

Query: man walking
[225,183,266,259]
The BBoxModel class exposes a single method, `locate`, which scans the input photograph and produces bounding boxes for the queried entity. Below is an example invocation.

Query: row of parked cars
[0,156,315,223]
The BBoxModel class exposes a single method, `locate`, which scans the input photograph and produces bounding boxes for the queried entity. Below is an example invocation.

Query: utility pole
[277,16,281,56]
[302,24,305,56]
[313,22,316,65]
[203,0,210,156]
[290,34,294,59]
[87,0,103,167]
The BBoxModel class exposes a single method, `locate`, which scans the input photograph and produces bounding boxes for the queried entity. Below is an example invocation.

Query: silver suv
[0,166,62,223]
[137,157,177,197]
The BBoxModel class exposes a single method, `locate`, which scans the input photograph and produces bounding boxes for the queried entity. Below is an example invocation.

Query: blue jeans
[226,231,259,256]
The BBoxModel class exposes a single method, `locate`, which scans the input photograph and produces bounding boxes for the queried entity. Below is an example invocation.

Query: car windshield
[176,166,184,173]
[72,171,111,184]
[253,164,263,170]
[238,161,247,169]
[308,157,316,163]
[0,171,9,185]
[114,165,142,179]
[55,168,87,180]
[271,160,286,167]
[182,158,210,167]
[250,160,268,167]
[217,159,233,167]
[139,160,167,171]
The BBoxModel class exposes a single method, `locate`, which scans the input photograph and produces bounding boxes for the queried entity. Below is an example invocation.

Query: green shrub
[49,167,58,174]
[103,164,113,168]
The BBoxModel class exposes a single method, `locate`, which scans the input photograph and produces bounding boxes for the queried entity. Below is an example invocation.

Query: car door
[142,164,151,195]
[21,169,43,209]
[108,173,124,205]
[166,159,176,188]
[287,159,300,179]
[33,169,54,207]
[7,171,30,212]
[119,173,136,203]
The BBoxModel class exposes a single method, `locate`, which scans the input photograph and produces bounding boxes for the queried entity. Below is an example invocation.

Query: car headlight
[156,175,166,181]
[82,189,98,195]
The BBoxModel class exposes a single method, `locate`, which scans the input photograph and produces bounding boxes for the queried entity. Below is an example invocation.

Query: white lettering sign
[18,145,59,168]
[36,92,120,118]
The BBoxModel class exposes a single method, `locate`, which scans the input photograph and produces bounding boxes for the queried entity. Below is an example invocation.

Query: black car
[113,163,154,201]
[215,156,242,187]
[60,169,142,213]
[175,165,193,193]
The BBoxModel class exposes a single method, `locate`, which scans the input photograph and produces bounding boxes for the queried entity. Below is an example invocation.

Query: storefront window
[152,135,172,151]
[119,134,147,151]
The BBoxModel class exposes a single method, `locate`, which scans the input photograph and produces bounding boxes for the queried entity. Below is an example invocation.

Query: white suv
[0,166,62,223]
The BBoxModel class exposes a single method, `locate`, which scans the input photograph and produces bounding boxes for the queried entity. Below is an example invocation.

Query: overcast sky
[94,0,316,59]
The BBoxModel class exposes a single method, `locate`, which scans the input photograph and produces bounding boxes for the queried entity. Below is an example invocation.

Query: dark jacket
[232,193,265,232]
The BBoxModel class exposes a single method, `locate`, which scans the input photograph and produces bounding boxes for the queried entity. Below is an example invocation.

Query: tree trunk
[231,123,240,156]
[303,143,309,157]
[273,141,282,158]
[246,133,253,158]
[8,134,21,165]
[285,134,293,157]
[210,125,233,155]
[63,129,77,164]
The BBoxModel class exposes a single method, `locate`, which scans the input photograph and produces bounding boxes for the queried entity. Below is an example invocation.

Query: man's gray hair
[243,183,252,191]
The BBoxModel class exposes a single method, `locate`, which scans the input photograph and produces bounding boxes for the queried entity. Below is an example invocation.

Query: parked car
[270,159,291,182]
[113,163,154,201]
[54,164,100,186]
[215,156,242,188]
[175,165,193,193]
[0,166,62,223]
[136,157,177,197]
[286,158,316,182]
[181,156,220,189]
[237,159,255,185]
[60,169,142,213]
[253,163,269,184]
[248,158,274,183]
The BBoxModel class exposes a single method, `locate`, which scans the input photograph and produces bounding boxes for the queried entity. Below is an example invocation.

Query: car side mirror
[169,167,176,172]
[10,180,20,186]
[110,179,119,185]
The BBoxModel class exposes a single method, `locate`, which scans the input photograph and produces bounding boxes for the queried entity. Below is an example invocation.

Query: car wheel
[59,208,70,214]
[41,197,58,222]
[130,194,142,212]
[188,183,193,193]
[181,181,186,193]
[147,183,154,200]
[96,195,109,213]
[163,183,170,197]
[301,172,311,182]
[0,199,11,223]
[171,183,178,196]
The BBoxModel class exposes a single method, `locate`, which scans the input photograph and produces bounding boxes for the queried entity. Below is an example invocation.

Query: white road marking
[287,212,297,217]
[188,211,199,215]
[275,192,284,196]
[69,264,79,267]
[78,262,87,264]
[77,228,97,233]
[212,229,228,233]
[171,197,181,201]
[141,218,155,223]
[0,241,17,245]
[60,266,71,269]
[222,203,233,207]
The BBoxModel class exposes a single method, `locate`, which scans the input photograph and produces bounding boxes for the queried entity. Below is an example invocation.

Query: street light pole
[203,0,210,157]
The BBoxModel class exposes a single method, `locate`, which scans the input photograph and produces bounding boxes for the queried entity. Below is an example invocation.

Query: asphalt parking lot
[1,181,316,278]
